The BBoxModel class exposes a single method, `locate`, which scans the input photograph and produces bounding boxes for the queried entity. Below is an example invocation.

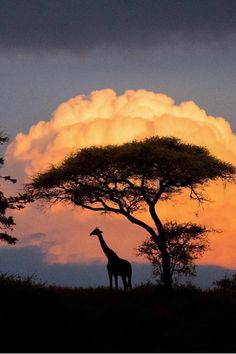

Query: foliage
[137,221,209,284]
[0,272,47,290]
[30,136,235,206]
[213,273,236,289]
[27,136,236,288]
[0,132,31,244]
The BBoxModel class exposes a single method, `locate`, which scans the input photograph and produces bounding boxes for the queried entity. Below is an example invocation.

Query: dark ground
[1,275,236,353]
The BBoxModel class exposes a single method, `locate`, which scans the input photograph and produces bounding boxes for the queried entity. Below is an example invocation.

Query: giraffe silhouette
[90,227,132,291]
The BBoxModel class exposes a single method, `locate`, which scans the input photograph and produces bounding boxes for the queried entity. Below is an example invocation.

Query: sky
[1,0,236,287]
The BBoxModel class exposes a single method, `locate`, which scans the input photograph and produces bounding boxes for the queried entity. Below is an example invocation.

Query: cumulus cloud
[7,89,236,175]
[1,0,236,52]
[5,88,236,268]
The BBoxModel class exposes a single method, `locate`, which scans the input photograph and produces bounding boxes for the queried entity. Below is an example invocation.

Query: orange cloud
[4,89,236,268]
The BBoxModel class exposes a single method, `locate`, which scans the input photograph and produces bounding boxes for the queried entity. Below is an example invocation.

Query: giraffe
[90,227,132,291]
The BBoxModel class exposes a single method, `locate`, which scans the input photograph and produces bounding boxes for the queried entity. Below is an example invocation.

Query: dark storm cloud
[1,0,236,52]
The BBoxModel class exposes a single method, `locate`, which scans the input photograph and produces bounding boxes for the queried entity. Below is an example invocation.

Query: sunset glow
[3,88,236,269]
[2,1,236,351]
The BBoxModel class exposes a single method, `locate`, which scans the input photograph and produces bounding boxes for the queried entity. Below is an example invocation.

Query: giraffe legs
[121,275,128,291]
[108,271,113,291]
[108,272,119,291]
[122,275,132,290]
[108,269,132,291]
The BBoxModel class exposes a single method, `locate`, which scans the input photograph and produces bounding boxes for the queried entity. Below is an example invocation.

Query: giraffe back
[107,257,132,276]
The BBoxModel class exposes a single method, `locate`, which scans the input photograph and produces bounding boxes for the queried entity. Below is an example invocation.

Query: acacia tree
[0,132,29,244]
[137,221,210,285]
[27,136,236,289]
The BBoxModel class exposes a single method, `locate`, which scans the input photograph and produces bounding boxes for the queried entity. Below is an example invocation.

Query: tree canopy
[28,136,236,288]
[0,132,30,244]
[137,221,210,284]
[31,136,235,204]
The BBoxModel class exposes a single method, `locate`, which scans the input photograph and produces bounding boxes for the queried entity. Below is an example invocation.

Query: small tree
[27,136,236,289]
[137,221,210,285]
[213,273,236,289]
[0,132,30,244]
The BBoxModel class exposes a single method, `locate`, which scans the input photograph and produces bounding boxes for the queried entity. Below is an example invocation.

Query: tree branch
[189,185,210,204]
[79,202,120,213]
[149,204,165,238]
[152,180,167,205]
[118,208,160,245]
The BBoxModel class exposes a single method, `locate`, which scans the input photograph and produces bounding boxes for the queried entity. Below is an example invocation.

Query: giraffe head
[90,227,103,237]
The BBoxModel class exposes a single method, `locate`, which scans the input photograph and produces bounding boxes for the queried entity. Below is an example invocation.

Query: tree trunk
[151,231,172,289]
[148,205,172,288]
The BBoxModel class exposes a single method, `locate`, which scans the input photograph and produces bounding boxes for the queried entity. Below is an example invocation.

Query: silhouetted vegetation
[1,272,236,352]
[137,221,210,285]
[213,272,236,289]
[27,136,236,289]
[0,132,31,244]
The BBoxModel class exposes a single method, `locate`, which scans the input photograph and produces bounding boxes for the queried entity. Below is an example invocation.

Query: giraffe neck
[97,234,118,260]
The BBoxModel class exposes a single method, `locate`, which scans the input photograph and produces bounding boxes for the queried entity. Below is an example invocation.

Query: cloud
[4,88,236,269]
[1,0,236,52]
[7,89,236,176]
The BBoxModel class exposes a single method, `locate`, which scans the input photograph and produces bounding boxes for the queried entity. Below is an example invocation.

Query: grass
[0,273,236,352]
